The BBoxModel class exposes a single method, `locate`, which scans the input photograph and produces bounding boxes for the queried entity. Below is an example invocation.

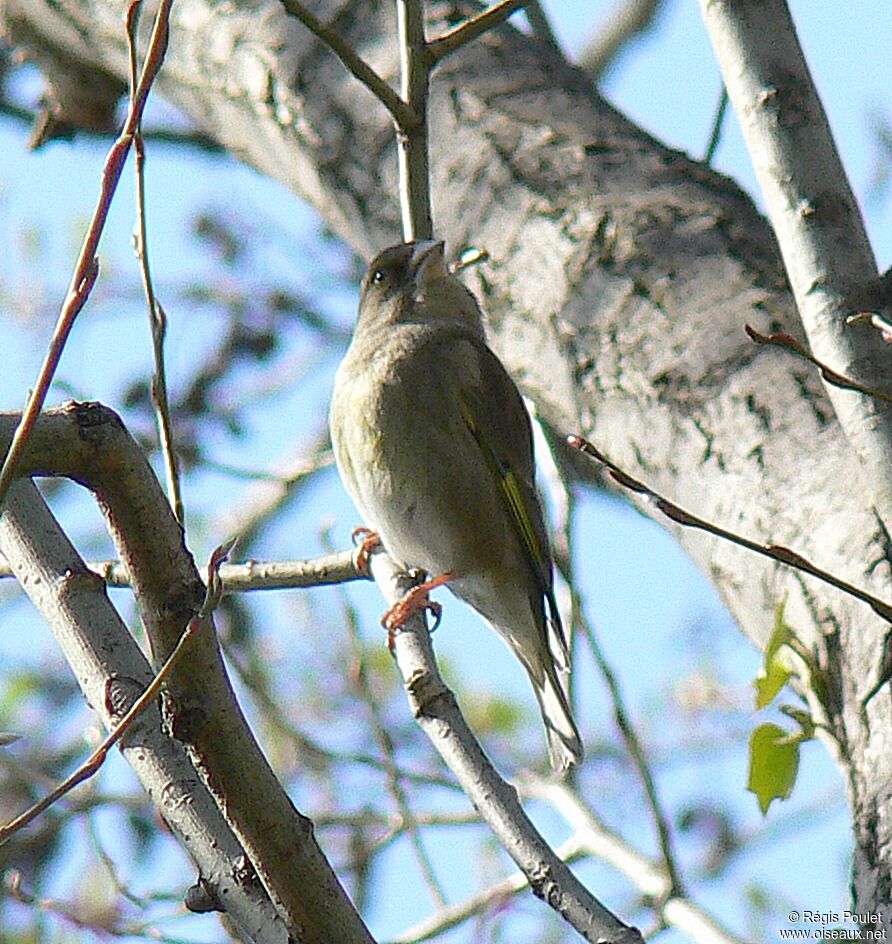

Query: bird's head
[356,240,483,334]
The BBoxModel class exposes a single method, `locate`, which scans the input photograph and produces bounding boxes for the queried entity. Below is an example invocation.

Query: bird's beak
[410,240,448,292]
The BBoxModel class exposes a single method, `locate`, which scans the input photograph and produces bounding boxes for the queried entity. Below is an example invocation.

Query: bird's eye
[372,269,386,285]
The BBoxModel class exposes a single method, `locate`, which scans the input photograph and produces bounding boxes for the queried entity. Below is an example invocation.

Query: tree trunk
[3,0,889,918]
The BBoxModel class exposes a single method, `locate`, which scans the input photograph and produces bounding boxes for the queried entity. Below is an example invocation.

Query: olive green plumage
[330,240,583,771]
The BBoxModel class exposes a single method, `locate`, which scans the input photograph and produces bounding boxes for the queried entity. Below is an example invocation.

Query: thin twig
[87,812,146,907]
[126,2,184,523]
[543,450,683,894]
[315,809,479,829]
[550,476,684,898]
[0,98,223,153]
[210,437,334,547]
[746,324,892,405]
[564,566,684,900]
[279,0,417,129]
[568,435,892,624]
[5,874,135,938]
[389,837,587,944]
[425,0,526,66]
[0,550,364,590]
[580,605,684,896]
[703,86,729,164]
[0,620,179,846]
[0,0,173,509]
[848,309,892,343]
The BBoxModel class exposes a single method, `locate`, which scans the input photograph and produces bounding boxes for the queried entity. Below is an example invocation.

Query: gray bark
[3,0,889,919]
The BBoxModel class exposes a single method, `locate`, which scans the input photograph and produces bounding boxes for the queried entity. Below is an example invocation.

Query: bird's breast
[332,328,513,579]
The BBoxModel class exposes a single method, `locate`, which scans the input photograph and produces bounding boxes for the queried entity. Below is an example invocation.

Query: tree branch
[569,435,892,628]
[126,4,183,523]
[368,551,644,944]
[280,0,416,129]
[0,550,364,591]
[395,0,432,239]
[528,779,749,944]
[701,0,892,530]
[425,0,526,65]
[0,480,288,944]
[577,0,663,81]
[0,404,375,944]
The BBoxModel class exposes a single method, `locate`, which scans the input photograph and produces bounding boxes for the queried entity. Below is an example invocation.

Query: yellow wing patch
[459,397,548,581]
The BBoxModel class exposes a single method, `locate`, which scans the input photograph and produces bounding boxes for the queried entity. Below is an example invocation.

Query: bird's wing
[454,337,569,667]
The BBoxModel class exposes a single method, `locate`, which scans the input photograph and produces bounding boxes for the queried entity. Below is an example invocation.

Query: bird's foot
[382,571,454,651]
[351,527,382,575]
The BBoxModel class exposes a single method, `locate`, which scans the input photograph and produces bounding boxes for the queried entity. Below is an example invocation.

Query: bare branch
[548,471,684,899]
[390,837,587,943]
[746,325,892,404]
[701,0,892,529]
[381,0,540,239]
[569,435,892,628]
[0,404,375,944]
[528,779,750,944]
[703,86,729,164]
[522,1,563,54]
[211,438,334,547]
[368,551,644,944]
[577,0,663,81]
[573,591,684,896]
[0,551,364,591]
[425,0,526,66]
[126,3,184,523]
[280,0,417,129]
[0,481,288,944]
[396,0,433,240]
[0,569,211,846]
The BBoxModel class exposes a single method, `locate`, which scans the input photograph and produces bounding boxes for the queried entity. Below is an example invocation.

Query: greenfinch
[330,240,583,771]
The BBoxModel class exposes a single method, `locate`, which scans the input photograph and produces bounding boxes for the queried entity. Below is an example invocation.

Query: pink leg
[382,571,454,651]
[351,527,382,575]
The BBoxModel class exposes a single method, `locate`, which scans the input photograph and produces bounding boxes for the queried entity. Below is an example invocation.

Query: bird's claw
[351,527,382,575]
[381,572,453,652]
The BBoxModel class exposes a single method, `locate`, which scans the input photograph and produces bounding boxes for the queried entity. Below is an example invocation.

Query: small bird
[330,240,583,771]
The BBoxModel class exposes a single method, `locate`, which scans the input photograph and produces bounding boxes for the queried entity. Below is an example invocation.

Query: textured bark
[3,0,890,918]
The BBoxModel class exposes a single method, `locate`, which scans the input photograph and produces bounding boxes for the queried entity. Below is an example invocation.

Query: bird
[329,239,583,771]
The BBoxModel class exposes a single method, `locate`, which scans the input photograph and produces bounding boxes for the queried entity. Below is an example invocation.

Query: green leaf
[754,599,795,708]
[754,659,792,709]
[747,722,801,814]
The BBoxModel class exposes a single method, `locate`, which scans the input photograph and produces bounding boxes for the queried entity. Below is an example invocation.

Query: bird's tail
[531,664,584,772]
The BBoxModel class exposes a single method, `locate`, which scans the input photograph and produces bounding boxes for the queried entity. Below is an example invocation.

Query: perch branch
[368,550,644,944]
